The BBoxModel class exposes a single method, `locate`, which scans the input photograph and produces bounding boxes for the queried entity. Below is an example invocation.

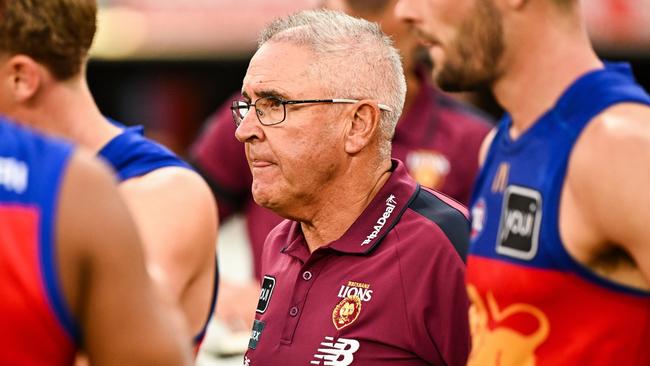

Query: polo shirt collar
[282,159,418,258]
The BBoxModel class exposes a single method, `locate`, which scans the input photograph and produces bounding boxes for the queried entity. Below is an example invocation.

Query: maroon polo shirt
[244,160,470,366]
[190,68,491,280]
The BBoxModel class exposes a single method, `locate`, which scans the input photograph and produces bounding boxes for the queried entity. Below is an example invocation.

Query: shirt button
[289,306,299,317]
[302,271,312,281]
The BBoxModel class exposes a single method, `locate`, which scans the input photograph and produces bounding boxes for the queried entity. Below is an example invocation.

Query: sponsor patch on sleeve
[248,319,265,350]
[256,275,276,314]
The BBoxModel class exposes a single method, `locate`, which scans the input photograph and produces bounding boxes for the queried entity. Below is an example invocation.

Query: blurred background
[89,0,650,157]
[87,1,650,365]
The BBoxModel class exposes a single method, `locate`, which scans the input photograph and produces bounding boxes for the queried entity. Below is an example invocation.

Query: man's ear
[344,100,381,154]
[4,55,43,102]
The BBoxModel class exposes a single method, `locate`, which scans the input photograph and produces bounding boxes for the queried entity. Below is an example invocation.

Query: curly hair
[0,0,96,80]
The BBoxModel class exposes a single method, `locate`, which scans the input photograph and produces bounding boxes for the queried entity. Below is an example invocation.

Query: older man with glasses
[231,97,393,127]
[235,9,470,366]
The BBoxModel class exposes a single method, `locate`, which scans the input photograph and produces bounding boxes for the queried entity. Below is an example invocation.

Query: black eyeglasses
[231,96,393,127]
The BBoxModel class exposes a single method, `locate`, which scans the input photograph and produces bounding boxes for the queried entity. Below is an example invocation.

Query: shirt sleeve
[189,94,252,221]
[398,223,471,366]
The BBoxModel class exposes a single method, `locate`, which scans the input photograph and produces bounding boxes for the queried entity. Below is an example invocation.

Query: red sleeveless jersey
[0,120,77,365]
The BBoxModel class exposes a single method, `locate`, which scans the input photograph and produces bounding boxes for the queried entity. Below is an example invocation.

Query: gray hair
[258,9,406,159]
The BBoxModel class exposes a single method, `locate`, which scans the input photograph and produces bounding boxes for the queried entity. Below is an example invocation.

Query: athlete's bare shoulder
[117,165,217,273]
[562,101,650,288]
[588,102,650,142]
[570,102,650,188]
[118,166,218,333]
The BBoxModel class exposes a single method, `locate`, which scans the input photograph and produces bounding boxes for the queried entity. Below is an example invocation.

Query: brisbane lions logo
[332,296,362,330]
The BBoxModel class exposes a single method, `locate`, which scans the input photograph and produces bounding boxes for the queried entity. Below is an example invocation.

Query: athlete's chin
[435,66,482,92]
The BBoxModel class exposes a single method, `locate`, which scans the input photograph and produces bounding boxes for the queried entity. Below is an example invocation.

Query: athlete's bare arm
[561,102,650,290]
[57,151,193,366]
[119,167,218,333]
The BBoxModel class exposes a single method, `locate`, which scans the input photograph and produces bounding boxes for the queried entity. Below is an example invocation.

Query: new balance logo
[311,336,360,366]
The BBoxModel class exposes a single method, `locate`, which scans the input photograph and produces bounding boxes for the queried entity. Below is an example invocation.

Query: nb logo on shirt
[311,336,360,366]
[497,186,542,260]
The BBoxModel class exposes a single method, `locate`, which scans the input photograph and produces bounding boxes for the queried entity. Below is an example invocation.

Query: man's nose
[235,111,263,143]
[395,0,418,23]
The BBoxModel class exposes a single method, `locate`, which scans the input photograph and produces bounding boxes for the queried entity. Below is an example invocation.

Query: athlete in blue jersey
[0,0,218,349]
[397,0,650,364]
[0,118,192,365]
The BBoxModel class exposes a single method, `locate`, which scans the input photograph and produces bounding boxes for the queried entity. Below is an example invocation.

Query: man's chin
[251,187,279,210]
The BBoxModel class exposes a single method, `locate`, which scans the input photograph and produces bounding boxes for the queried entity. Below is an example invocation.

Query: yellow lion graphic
[467,285,550,366]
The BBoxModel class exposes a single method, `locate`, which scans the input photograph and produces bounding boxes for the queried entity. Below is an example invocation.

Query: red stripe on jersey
[466,255,650,366]
[0,205,75,365]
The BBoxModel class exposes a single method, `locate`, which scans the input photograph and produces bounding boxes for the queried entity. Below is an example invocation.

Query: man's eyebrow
[258,90,289,100]
[241,89,291,102]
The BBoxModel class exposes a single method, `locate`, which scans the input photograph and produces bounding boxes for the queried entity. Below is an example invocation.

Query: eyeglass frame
[230,96,393,127]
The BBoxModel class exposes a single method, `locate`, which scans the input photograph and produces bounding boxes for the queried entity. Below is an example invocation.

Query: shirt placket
[280,250,331,344]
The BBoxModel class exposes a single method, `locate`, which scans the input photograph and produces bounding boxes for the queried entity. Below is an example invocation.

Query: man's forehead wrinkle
[257,89,291,100]
[244,80,293,100]
[243,72,290,97]
[242,43,321,100]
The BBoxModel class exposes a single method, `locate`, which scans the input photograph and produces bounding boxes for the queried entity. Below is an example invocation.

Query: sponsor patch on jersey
[247,319,265,350]
[311,336,360,365]
[0,157,28,194]
[471,198,486,240]
[332,296,362,330]
[496,185,542,260]
[361,195,397,245]
[406,150,450,189]
[256,275,276,314]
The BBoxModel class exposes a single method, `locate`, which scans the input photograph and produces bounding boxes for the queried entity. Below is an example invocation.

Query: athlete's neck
[26,75,121,153]
[492,9,602,140]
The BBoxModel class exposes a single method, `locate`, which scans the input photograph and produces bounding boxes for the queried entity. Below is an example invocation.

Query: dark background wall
[88,58,250,155]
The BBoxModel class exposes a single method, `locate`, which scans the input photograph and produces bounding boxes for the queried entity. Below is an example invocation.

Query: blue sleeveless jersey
[466,63,650,365]
[97,122,190,182]
[0,119,79,364]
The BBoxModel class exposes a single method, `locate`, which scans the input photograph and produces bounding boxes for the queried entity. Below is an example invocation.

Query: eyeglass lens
[233,97,285,126]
